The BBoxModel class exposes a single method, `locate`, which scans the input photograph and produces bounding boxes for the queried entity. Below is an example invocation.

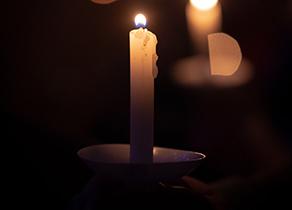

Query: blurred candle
[186,0,222,53]
[130,14,158,163]
[91,0,117,4]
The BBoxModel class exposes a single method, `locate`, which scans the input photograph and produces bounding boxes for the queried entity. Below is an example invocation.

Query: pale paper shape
[91,0,117,4]
[208,33,242,76]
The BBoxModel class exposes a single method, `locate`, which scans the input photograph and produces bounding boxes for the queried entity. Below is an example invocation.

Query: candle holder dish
[78,144,205,183]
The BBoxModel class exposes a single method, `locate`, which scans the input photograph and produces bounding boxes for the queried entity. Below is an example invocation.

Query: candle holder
[78,144,205,183]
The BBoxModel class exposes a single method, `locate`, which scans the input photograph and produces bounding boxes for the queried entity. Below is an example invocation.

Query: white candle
[186,0,222,53]
[130,14,158,163]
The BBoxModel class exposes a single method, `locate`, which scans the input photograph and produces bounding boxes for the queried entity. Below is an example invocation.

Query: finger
[182,176,210,194]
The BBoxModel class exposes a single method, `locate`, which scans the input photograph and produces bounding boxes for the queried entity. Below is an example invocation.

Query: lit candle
[186,0,222,53]
[130,14,158,163]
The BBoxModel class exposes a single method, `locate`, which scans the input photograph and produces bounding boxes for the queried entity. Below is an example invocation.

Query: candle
[130,14,158,163]
[186,0,222,53]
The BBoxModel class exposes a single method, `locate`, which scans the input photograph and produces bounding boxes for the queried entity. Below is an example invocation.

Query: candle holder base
[78,144,205,183]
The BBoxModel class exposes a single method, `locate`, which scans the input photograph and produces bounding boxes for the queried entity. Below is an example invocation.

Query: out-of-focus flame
[91,0,117,4]
[135,14,147,28]
[190,0,218,11]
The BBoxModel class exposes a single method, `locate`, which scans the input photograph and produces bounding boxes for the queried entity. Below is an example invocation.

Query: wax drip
[152,54,158,78]
[143,34,150,47]
[134,28,145,39]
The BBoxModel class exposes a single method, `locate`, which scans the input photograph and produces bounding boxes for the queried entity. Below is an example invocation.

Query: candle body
[130,28,158,163]
[186,2,222,53]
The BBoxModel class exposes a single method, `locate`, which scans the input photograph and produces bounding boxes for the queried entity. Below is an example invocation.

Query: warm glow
[190,0,218,11]
[91,0,117,4]
[153,148,157,155]
[135,14,147,28]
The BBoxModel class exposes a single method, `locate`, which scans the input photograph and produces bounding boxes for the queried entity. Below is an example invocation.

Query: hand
[182,176,246,210]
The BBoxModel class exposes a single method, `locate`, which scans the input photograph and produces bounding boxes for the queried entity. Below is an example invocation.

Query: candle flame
[190,0,218,11]
[135,13,147,28]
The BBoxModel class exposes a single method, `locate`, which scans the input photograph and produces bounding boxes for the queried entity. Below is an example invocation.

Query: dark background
[1,0,291,209]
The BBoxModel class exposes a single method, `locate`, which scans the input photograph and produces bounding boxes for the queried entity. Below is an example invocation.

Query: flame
[190,0,218,11]
[135,13,147,28]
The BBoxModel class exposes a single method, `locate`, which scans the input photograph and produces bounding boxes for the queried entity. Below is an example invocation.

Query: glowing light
[135,14,147,28]
[91,0,117,4]
[190,0,218,11]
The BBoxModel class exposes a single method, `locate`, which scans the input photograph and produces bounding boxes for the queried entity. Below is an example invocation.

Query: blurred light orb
[190,0,218,11]
[91,0,117,4]
[135,14,147,28]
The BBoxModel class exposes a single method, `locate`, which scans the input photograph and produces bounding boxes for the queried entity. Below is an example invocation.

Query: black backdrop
[1,0,291,209]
